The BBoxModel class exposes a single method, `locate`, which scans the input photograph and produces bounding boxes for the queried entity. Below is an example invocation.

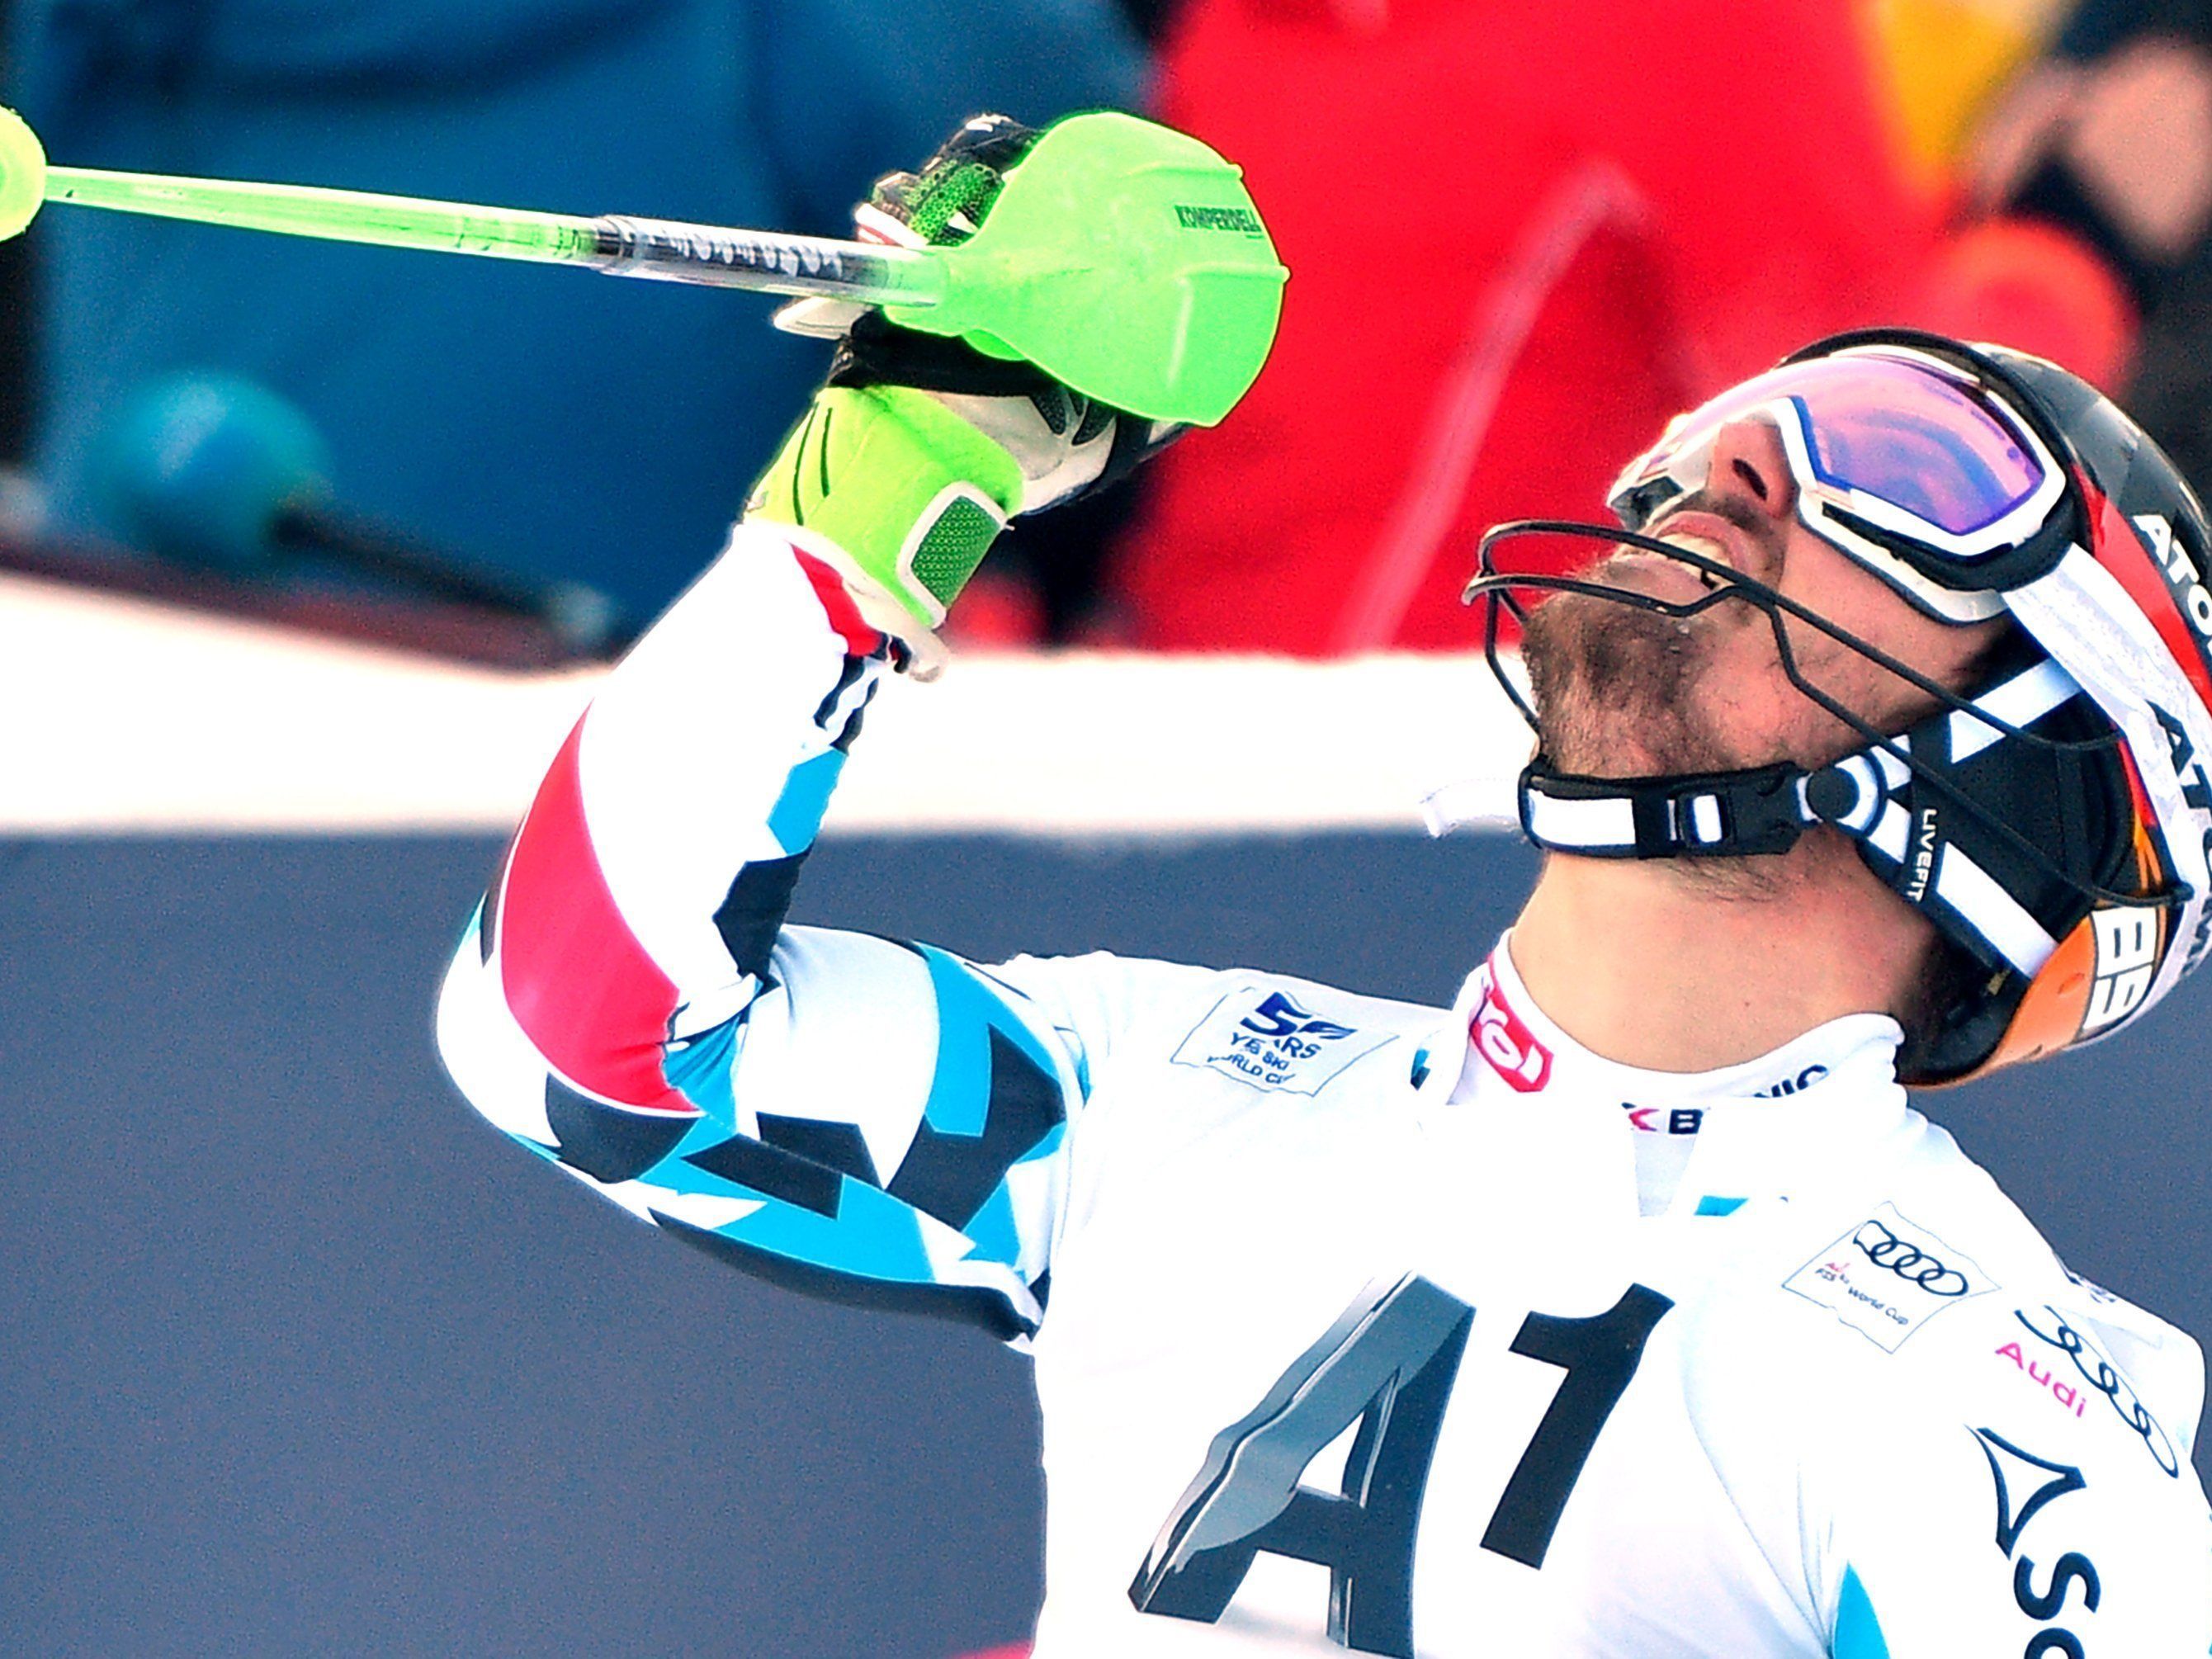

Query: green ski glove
[747,381,1025,640]
[746,115,1186,661]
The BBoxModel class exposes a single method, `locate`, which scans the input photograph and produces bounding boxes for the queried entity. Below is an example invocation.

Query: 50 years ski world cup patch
[1783,1202,1998,1353]
[1171,988,1396,1095]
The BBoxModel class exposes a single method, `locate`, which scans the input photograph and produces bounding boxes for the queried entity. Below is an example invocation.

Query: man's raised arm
[433,116,1185,1343]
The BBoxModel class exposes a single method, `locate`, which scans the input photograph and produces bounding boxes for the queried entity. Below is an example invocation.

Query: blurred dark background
[0,0,1147,642]
[16,0,2212,655]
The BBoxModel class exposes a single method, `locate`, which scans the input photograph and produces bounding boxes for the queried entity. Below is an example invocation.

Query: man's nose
[1705,417,1798,523]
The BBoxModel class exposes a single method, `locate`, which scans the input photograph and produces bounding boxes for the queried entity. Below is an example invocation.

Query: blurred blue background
[2,0,1143,625]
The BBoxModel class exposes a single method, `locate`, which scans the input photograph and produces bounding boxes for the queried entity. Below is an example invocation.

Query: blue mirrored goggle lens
[1633,353,2047,547]
[1789,365,2042,536]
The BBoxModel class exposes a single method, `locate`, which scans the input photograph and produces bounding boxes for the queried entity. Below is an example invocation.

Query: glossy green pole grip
[892,112,1288,426]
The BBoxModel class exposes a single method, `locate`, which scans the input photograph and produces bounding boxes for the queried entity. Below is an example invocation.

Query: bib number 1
[1127,1276,1672,1657]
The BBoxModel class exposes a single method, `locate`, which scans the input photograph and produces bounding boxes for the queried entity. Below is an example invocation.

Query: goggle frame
[1608,344,2074,626]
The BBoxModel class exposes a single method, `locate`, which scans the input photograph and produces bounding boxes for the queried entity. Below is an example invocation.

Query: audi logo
[1853,1221,1970,1296]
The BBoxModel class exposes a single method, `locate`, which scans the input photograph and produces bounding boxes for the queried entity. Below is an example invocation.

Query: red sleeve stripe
[794,550,886,658]
[497,719,698,1117]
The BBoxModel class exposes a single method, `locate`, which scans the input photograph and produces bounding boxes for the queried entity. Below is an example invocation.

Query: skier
[437,118,2212,1653]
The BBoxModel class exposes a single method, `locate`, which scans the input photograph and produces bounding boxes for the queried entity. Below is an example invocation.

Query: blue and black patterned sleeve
[435,522,1088,1344]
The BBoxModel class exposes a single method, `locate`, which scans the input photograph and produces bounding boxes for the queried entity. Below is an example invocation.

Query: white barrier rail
[0,571,1534,835]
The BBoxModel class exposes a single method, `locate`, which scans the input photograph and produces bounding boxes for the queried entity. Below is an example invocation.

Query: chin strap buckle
[1519,759,1813,858]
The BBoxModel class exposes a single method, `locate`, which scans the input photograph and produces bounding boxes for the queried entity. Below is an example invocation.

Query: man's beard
[1520,581,1818,901]
[1520,581,1742,778]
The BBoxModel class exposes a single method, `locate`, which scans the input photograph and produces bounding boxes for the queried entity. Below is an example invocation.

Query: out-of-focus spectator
[1970,11,2212,275]
[7,0,1143,626]
[1110,0,2131,655]
[1864,0,2075,191]
[1966,1,2212,499]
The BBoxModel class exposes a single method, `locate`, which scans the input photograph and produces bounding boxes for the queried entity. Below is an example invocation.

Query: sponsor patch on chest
[1782,1202,1998,1353]
[1171,988,1397,1095]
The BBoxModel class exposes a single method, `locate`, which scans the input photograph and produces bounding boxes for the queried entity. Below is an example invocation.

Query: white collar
[1412,937,1922,1218]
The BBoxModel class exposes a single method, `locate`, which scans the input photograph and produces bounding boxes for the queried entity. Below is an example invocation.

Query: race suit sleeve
[434,521,1090,1344]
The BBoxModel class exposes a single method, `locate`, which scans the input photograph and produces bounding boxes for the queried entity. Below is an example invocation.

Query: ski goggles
[1607,344,2072,625]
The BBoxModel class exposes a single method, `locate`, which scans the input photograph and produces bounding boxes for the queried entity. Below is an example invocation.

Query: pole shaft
[587,215,943,305]
[42,167,945,306]
[46,166,601,261]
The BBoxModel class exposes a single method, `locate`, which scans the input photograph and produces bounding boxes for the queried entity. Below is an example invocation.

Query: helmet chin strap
[1519,655,2101,980]
[1520,758,1807,858]
[1467,518,2163,1007]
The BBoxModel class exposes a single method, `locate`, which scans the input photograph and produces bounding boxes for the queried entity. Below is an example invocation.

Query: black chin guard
[1520,761,1807,859]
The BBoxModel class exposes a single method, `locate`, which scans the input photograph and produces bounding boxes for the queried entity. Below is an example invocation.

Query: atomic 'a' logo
[2134,512,2178,567]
